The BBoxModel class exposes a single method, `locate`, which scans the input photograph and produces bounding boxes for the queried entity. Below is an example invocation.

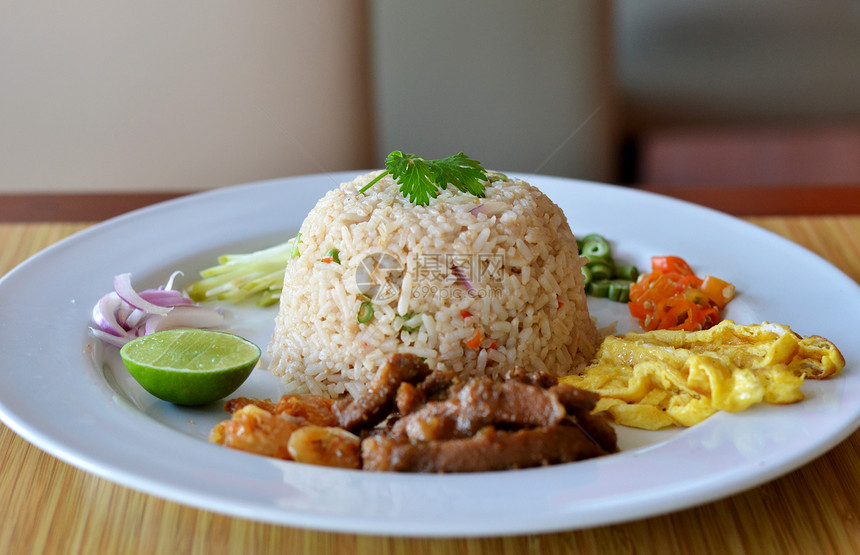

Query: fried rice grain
[267,171,597,398]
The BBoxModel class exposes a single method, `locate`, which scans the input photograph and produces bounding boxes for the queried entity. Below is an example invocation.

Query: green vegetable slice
[357,300,374,323]
[398,312,422,332]
[586,261,614,281]
[324,248,341,264]
[587,280,611,298]
[291,232,302,259]
[577,233,639,303]
[186,238,294,305]
[581,265,593,287]
[614,265,639,282]
[580,234,611,260]
[608,280,632,303]
[119,329,260,406]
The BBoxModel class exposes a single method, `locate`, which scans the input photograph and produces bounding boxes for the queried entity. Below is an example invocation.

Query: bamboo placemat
[1,217,859,554]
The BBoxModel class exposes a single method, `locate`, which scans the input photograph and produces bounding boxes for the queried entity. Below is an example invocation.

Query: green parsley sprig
[359,151,488,206]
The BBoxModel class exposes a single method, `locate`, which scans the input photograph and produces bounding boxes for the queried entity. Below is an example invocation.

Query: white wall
[369,0,617,182]
[0,2,373,193]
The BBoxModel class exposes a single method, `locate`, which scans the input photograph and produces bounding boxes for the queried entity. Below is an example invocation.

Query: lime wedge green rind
[119,329,261,406]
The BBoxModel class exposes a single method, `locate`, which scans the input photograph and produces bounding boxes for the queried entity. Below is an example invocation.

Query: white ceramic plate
[1,172,858,537]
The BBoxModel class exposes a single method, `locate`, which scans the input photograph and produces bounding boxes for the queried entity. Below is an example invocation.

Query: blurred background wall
[0,1,373,193]
[1,1,858,193]
[369,0,616,182]
[616,0,860,186]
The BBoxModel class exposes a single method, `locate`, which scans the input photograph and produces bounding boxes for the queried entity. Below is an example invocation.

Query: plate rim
[1,171,858,537]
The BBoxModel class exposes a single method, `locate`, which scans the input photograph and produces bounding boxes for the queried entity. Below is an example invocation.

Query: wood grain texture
[1,185,858,222]
[1,218,858,555]
[638,185,860,216]
[0,194,185,222]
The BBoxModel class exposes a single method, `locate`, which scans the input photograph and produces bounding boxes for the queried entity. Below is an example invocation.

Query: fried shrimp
[209,405,301,460]
[211,394,341,461]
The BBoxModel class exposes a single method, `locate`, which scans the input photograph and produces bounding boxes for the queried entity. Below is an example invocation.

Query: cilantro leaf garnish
[358,151,488,205]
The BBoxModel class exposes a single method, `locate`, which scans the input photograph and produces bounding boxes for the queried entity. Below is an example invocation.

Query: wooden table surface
[1,185,859,554]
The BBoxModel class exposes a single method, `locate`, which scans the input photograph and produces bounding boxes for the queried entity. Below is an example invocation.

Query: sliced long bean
[577,233,639,303]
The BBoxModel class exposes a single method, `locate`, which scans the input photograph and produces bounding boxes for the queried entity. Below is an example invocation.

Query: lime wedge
[119,329,261,406]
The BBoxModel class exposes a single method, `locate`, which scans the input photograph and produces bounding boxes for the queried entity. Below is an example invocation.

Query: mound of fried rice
[267,171,598,398]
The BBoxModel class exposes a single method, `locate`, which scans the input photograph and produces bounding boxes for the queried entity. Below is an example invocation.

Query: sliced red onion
[91,292,128,338]
[88,327,131,348]
[115,306,132,329]
[143,306,224,336]
[163,270,183,291]
[124,308,148,330]
[468,200,506,217]
[90,272,224,347]
[113,273,172,315]
[450,264,477,296]
[138,289,193,307]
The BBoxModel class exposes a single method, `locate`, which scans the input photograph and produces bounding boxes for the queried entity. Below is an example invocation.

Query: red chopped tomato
[628,256,734,331]
[650,255,695,276]
[700,275,736,309]
[465,329,484,350]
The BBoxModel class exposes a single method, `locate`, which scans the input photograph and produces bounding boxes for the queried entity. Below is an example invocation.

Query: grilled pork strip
[333,353,432,431]
[362,424,610,472]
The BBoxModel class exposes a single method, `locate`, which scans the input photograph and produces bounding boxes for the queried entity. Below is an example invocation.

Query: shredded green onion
[291,232,302,259]
[325,248,341,264]
[486,171,509,183]
[257,289,281,307]
[357,300,374,323]
[398,313,422,332]
[185,238,295,305]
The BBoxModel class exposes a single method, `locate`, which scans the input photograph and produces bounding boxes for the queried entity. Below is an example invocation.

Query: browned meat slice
[569,412,618,455]
[395,382,424,415]
[362,424,610,472]
[216,353,618,472]
[453,378,568,434]
[416,369,460,399]
[401,415,459,443]
[395,369,462,416]
[549,383,599,413]
[389,401,460,441]
[549,384,616,453]
[390,377,569,441]
[334,353,432,431]
[505,366,559,388]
